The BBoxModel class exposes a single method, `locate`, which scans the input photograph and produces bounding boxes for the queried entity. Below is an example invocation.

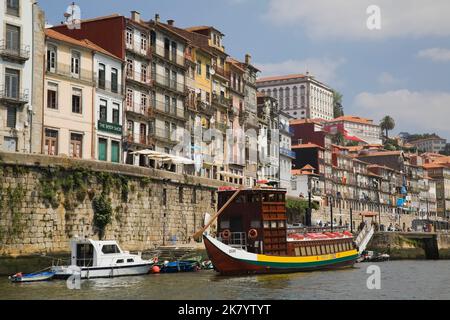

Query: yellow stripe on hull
[256,249,359,263]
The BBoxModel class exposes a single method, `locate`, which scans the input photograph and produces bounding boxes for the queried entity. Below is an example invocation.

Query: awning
[359,212,378,217]
[131,150,194,165]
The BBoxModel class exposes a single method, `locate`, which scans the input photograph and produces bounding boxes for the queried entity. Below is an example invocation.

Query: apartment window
[141,93,147,113]
[6,106,16,128]
[47,82,58,109]
[206,64,211,79]
[141,65,148,83]
[139,124,147,144]
[112,104,120,124]
[111,68,118,93]
[164,68,170,86]
[111,141,120,163]
[171,41,177,61]
[197,60,202,75]
[126,28,133,47]
[70,133,83,158]
[165,95,170,113]
[98,63,106,89]
[171,70,177,88]
[172,97,177,114]
[5,68,19,99]
[126,59,133,77]
[141,33,148,51]
[44,129,58,155]
[126,89,133,108]
[150,30,156,46]
[99,99,107,122]
[46,45,57,72]
[127,120,134,136]
[72,88,82,114]
[6,0,20,16]
[71,51,80,77]
[98,138,107,161]
[6,24,20,52]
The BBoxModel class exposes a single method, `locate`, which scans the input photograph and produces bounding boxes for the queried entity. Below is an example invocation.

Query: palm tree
[332,90,344,118]
[380,116,395,139]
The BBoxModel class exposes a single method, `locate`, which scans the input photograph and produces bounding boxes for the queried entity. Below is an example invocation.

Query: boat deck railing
[287,226,348,235]
[219,232,247,250]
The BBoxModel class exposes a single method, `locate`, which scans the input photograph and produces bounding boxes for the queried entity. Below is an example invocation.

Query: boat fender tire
[248,229,258,239]
[221,229,231,240]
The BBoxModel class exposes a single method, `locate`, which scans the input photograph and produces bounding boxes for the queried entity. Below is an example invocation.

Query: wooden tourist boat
[195,187,359,275]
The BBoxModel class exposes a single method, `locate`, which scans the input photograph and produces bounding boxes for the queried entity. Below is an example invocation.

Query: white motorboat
[51,237,154,279]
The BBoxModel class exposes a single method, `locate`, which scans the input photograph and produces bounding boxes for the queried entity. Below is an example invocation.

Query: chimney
[131,11,140,22]
[245,54,251,65]
[167,19,174,26]
[155,13,160,22]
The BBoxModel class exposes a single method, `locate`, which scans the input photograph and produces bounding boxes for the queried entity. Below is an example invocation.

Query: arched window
[285,87,290,109]
[267,89,272,97]
[279,88,284,108]
[273,88,278,99]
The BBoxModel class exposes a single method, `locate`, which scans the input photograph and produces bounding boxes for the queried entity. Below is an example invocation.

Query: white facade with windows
[256,74,334,121]
[279,110,294,190]
[0,0,34,153]
[94,52,124,163]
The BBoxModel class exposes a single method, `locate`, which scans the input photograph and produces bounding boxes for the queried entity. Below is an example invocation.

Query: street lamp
[327,194,334,232]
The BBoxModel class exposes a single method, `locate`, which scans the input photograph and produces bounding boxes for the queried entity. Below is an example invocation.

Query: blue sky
[40,0,450,140]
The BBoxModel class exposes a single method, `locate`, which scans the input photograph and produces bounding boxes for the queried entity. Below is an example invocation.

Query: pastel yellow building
[43,29,96,159]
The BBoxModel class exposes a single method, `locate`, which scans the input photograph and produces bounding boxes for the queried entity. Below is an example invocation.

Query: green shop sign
[98,120,122,134]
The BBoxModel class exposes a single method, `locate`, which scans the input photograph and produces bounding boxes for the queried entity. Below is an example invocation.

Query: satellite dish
[210,68,216,76]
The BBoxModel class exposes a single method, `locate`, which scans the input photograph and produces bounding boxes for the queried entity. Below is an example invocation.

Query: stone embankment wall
[0,152,234,257]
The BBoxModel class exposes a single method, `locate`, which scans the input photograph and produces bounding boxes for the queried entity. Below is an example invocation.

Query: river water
[1,260,449,300]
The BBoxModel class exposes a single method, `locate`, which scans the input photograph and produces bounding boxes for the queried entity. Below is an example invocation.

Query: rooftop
[291,143,324,150]
[256,74,307,83]
[328,115,376,125]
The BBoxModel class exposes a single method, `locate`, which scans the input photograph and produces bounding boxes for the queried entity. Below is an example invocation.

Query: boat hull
[203,235,358,276]
[9,272,55,283]
[52,263,153,279]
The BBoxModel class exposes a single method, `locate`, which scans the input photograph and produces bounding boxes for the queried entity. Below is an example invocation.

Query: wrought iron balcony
[152,44,185,67]
[154,99,185,121]
[125,41,152,59]
[46,63,93,83]
[126,101,154,118]
[0,41,30,63]
[95,78,123,95]
[126,70,153,87]
[212,93,231,108]
[0,86,29,105]
[153,73,186,94]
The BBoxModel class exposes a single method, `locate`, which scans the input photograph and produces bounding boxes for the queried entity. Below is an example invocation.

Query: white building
[279,110,294,190]
[256,73,334,121]
[410,137,447,154]
[94,51,124,163]
[0,0,36,153]
[324,115,382,145]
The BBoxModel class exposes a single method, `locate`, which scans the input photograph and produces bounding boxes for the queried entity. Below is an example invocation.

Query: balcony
[126,133,153,146]
[95,78,123,95]
[98,120,123,135]
[153,73,186,94]
[154,99,185,121]
[153,128,177,144]
[125,42,152,60]
[126,70,153,88]
[47,63,93,83]
[213,65,227,79]
[0,41,30,63]
[214,122,229,133]
[152,44,185,67]
[212,93,231,109]
[196,100,215,116]
[280,147,296,159]
[126,102,154,119]
[0,86,29,105]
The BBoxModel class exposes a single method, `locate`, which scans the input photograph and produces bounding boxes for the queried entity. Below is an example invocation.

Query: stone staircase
[143,245,206,261]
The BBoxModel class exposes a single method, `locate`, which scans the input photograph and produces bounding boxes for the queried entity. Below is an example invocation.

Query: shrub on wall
[92,194,112,239]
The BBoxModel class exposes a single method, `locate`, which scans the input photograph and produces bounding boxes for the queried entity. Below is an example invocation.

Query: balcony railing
[152,44,185,67]
[213,65,227,78]
[212,94,231,108]
[280,147,296,159]
[0,86,29,104]
[154,99,185,120]
[127,133,152,146]
[126,70,152,86]
[153,73,185,93]
[153,127,176,143]
[126,101,154,118]
[95,78,123,95]
[0,41,30,62]
[125,41,152,59]
[47,63,93,83]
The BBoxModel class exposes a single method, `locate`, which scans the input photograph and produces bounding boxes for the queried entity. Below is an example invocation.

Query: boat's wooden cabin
[217,188,288,256]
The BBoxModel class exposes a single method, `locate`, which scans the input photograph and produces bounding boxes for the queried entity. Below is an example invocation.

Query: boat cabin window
[338,243,344,252]
[270,221,277,229]
[263,221,270,229]
[295,247,300,256]
[327,244,333,254]
[306,246,312,256]
[278,221,285,228]
[127,259,134,263]
[76,243,94,267]
[250,220,261,228]
[220,220,230,229]
[102,244,120,254]
[321,245,326,254]
[300,247,307,256]
[116,259,124,264]
[311,246,317,256]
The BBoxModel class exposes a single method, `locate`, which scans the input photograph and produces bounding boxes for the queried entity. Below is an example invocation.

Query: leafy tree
[332,132,345,145]
[380,116,395,140]
[332,90,344,118]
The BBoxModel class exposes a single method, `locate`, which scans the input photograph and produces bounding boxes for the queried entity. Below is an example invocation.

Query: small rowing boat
[9,271,55,283]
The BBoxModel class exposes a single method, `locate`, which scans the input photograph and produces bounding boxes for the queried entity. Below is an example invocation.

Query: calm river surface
[1,260,449,300]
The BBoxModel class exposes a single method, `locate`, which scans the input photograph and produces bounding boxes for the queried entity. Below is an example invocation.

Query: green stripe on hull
[242,254,358,269]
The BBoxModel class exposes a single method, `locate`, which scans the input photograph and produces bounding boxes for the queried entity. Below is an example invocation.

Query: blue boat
[9,271,55,283]
[160,261,200,273]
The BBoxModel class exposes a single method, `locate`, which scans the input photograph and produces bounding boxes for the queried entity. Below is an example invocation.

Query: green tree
[380,116,395,140]
[332,90,344,118]
[332,132,345,145]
